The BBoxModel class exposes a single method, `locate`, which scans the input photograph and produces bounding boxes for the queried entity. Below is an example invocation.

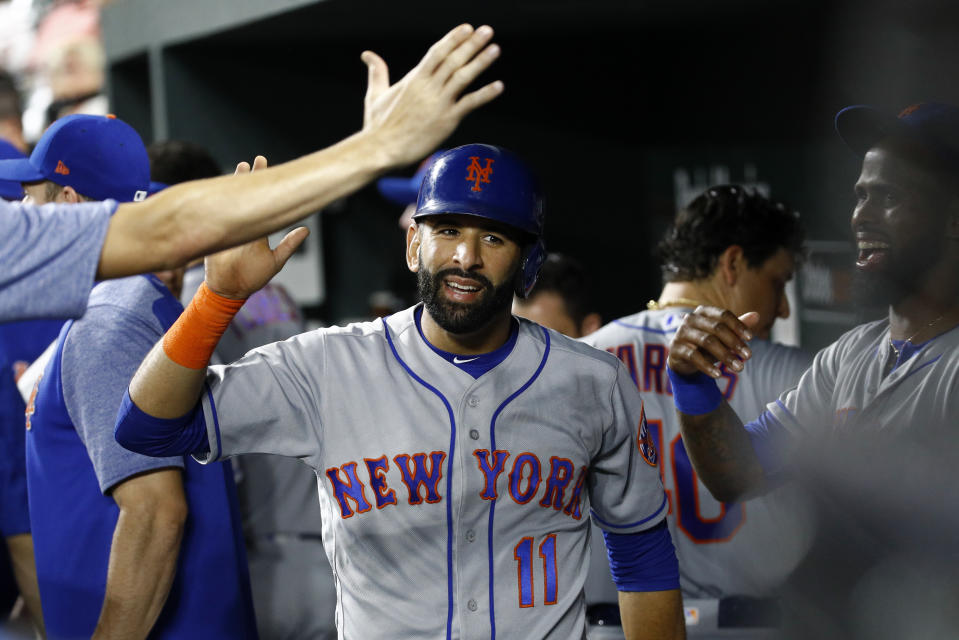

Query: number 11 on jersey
[514,534,558,607]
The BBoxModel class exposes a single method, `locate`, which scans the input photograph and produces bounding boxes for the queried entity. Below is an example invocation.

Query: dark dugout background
[104,0,959,351]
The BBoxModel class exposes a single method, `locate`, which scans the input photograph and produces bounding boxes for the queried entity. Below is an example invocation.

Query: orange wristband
[163,282,246,369]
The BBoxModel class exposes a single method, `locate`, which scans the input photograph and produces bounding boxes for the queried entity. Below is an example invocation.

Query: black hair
[147,140,222,184]
[527,253,595,326]
[656,185,805,283]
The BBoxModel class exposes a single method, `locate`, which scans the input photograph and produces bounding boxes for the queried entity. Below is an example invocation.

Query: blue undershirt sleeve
[602,519,680,592]
[742,409,792,488]
[114,388,210,457]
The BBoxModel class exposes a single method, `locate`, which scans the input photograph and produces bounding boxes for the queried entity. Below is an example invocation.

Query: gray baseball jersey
[193,305,668,639]
[1,199,114,321]
[760,318,959,470]
[181,266,324,539]
[583,308,816,598]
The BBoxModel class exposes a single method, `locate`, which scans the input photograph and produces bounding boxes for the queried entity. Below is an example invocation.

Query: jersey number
[647,421,746,543]
[514,535,557,607]
[609,344,746,543]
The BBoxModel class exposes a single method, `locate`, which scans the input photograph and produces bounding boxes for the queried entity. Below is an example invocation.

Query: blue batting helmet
[413,144,546,297]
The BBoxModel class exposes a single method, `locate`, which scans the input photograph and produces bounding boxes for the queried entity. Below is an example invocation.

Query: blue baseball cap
[0,139,25,201]
[0,114,150,202]
[836,102,959,170]
[376,151,444,206]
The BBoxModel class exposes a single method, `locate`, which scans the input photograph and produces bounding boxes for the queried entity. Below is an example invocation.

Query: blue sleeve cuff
[603,519,680,592]
[666,366,723,415]
[743,410,791,488]
[114,388,210,457]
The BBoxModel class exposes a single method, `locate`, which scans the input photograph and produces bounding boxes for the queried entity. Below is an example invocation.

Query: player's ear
[718,245,744,286]
[406,221,421,273]
[58,185,81,204]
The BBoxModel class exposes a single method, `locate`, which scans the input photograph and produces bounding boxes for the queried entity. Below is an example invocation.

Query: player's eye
[854,187,867,203]
[883,191,900,206]
[483,233,504,245]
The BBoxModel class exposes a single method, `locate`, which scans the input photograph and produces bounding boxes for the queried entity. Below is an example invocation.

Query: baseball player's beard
[417,266,517,335]
[853,240,944,308]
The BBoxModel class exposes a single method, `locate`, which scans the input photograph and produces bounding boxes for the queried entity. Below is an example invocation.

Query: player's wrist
[203,282,250,301]
[162,282,244,369]
[349,126,404,176]
[666,366,723,415]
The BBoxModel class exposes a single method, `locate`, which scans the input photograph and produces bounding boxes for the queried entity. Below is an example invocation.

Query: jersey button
[467,599,478,612]
[469,429,480,440]
[468,396,479,407]
[466,529,476,542]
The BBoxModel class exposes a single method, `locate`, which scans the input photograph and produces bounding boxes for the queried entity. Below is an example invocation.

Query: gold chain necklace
[647,297,708,311]
[889,314,945,359]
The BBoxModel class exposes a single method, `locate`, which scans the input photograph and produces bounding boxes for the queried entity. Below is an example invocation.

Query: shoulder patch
[637,402,658,467]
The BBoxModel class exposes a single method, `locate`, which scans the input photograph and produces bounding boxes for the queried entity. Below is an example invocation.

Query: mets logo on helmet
[637,402,658,467]
[465,156,494,192]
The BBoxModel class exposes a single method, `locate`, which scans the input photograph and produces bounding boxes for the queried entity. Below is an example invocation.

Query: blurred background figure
[0,70,26,152]
[150,139,337,640]
[1,0,108,145]
[26,0,107,137]
[377,150,444,232]
[511,252,602,338]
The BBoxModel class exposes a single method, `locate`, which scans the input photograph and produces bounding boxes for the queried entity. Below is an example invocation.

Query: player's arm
[97,24,502,279]
[605,521,686,640]
[92,469,187,640]
[666,306,767,502]
[4,534,45,635]
[620,591,685,640]
[125,158,306,429]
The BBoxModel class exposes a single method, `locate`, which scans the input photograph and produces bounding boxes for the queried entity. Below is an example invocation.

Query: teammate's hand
[667,307,759,378]
[204,156,310,300]
[361,24,503,167]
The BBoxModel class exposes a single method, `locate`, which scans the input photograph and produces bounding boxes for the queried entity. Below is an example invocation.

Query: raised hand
[667,307,760,378]
[204,156,310,300]
[361,24,503,167]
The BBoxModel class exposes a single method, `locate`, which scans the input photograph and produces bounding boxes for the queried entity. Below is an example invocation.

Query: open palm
[204,156,310,300]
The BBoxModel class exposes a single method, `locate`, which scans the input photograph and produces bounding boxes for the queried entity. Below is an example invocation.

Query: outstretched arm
[667,306,767,502]
[98,24,503,279]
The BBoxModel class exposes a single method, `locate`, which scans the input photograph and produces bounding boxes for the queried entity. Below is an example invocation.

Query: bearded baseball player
[662,103,959,632]
[582,186,815,610]
[115,143,685,639]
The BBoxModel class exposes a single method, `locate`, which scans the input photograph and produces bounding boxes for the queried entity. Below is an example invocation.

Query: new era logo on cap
[0,114,150,203]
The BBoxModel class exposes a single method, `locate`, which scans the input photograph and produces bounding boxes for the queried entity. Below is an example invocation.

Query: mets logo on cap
[637,402,658,467]
[465,156,494,192]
